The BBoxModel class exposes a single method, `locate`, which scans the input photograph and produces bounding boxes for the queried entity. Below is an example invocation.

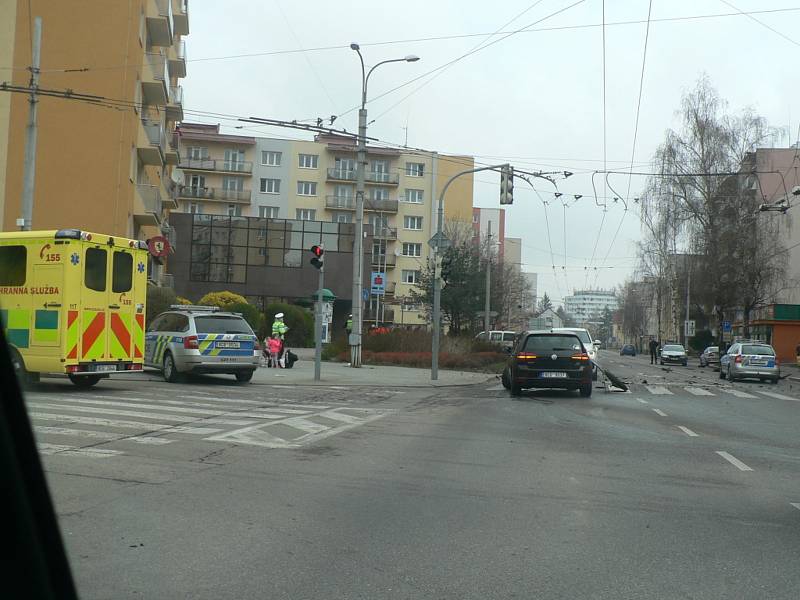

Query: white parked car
[476,330,518,350]
[660,344,688,366]
[551,327,601,380]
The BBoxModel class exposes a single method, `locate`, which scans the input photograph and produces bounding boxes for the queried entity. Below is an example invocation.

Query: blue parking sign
[362,289,369,301]
[722,320,732,332]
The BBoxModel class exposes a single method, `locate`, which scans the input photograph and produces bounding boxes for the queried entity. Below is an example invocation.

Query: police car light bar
[170,305,220,311]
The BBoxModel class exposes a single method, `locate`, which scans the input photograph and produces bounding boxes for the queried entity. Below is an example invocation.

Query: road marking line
[652,408,668,417]
[756,390,800,402]
[33,397,238,416]
[677,425,699,437]
[723,388,757,398]
[716,451,753,471]
[37,442,122,458]
[791,503,800,511]
[685,386,714,396]
[28,402,257,426]
[636,398,648,404]
[645,385,673,395]
[34,426,174,445]
[29,412,225,435]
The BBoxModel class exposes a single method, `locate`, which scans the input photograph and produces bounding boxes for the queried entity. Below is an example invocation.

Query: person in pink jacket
[267,334,282,368]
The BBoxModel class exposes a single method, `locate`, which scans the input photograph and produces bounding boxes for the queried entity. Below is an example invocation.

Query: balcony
[168,39,186,78]
[178,186,252,204]
[147,0,173,47]
[166,85,183,121]
[134,181,162,226]
[373,226,397,240]
[371,254,397,268]
[366,171,399,185]
[138,118,166,165]
[327,168,356,182]
[142,51,168,105]
[163,180,179,208]
[173,0,189,36]
[364,308,395,324]
[325,195,398,213]
[164,130,180,165]
[178,157,253,174]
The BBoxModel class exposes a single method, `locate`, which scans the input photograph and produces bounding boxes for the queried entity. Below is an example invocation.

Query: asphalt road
[30,354,800,599]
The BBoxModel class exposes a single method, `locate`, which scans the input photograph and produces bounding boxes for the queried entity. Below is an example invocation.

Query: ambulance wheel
[235,370,254,383]
[68,374,101,388]
[163,352,181,383]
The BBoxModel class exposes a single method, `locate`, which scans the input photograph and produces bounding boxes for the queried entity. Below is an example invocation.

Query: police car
[144,305,260,383]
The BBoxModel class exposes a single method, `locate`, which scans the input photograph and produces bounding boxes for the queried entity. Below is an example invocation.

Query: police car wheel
[235,371,254,383]
[68,374,101,388]
[163,353,180,383]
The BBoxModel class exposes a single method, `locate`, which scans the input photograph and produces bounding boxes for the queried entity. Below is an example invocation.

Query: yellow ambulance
[0,229,149,387]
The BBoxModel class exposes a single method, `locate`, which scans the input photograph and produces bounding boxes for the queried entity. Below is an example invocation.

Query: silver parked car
[660,344,688,366]
[699,346,720,369]
[719,341,779,384]
[144,305,260,383]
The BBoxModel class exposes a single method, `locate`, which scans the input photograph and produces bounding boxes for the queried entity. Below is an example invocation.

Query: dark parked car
[501,330,594,397]
[620,344,636,356]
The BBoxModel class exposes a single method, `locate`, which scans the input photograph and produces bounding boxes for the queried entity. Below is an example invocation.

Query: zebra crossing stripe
[724,388,757,398]
[27,402,257,426]
[685,387,714,396]
[34,426,174,444]
[29,412,224,434]
[37,443,122,458]
[756,390,800,402]
[645,385,673,395]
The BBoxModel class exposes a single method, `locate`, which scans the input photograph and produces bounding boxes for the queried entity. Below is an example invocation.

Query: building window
[188,146,208,160]
[403,215,423,230]
[403,189,423,203]
[402,302,420,312]
[259,206,279,218]
[188,202,201,214]
[401,269,420,284]
[371,159,389,182]
[296,208,316,221]
[299,153,319,169]
[369,188,389,201]
[222,176,243,191]
[331,212,352,223]
[227,204,242,216]
[297,181,317,196]
[473,213,479,223]
[224,148,246,171]
[260,178,280,194]
[261,150,281,166]
[334,157,355,178]
[402,242,422,257]
[405,162,424,177]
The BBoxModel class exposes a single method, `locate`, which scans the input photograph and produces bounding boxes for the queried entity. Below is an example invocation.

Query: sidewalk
[253,352,494,388]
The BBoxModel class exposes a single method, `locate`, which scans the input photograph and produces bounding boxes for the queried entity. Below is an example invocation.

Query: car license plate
[215,341,241,349]
[541,372,567,378]
[94,364,117,372]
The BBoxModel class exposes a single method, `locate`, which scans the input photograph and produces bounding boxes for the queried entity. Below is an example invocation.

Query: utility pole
[19,16,42,231]
[684,258,691,346]
[484,221,492,336]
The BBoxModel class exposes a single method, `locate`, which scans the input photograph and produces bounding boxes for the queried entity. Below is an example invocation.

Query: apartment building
[1,0,189,252]
[564,289,618,324]
[174,128,475,326]
[175,123,256,217]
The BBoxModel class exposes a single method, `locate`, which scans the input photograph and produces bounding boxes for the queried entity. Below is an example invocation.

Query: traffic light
[500,164,514,205]
[310,244,324,270]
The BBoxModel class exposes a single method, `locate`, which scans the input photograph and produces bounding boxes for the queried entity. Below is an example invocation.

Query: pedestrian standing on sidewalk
[267,334,282,369]
[649,338,658,364]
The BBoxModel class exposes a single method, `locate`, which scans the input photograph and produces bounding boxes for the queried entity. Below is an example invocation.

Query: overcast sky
[183,0,800,306]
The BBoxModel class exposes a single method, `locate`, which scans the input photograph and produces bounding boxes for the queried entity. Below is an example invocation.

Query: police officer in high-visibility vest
[272,312,289,366]
[345,314,353,336]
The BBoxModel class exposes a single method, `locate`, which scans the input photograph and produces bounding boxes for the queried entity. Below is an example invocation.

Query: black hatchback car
[502,330,594,397]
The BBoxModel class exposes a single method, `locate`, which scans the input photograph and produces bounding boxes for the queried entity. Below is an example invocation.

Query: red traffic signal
[310,245,324,269]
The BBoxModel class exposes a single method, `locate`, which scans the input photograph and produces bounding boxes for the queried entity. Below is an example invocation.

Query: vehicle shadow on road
[508,389,586,404]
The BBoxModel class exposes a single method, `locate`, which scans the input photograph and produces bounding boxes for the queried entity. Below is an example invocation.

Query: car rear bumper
[514,369,592,389]
[178,355,259,373]
[661,356,687,363]
[731,366,779,378]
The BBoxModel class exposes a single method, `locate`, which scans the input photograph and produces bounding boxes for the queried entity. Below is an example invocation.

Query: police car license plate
[541,372,567,378]
[215,341,241,349]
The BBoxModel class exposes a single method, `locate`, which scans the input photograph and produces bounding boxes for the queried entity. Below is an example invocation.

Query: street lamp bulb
[404,55,420,62]
[350,43,360,51]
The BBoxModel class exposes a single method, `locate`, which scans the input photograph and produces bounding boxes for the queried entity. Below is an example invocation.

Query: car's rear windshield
[743,344,774,356]
[663,345,685,352]
[523,334,582,352]
[194,316,254,335]
[560,330,591,344]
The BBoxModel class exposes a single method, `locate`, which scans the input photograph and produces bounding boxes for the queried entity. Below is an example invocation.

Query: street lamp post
[349,43,419,367]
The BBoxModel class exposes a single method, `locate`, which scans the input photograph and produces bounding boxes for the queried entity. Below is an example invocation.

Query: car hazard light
[571,353,590,361]
[183,335,199,349]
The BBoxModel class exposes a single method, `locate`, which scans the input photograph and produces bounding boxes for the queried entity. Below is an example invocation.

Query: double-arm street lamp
[349,43,419,367]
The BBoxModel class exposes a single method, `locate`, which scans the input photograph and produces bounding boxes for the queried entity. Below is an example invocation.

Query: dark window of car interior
[742,344,774,355]
[194,315,253,334]
[523,334,582,353]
